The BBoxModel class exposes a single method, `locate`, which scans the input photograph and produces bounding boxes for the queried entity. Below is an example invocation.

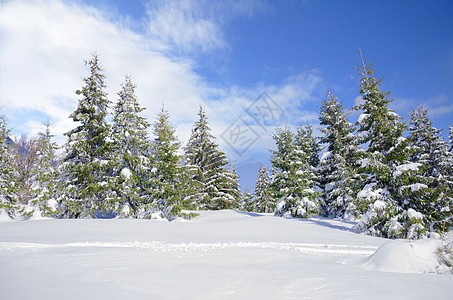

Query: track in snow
[0,241,377,256]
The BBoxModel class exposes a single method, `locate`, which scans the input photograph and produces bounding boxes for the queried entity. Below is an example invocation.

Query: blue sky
[1,0,452,189]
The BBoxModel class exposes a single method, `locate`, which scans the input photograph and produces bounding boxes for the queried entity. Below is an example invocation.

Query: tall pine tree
[353,54,415,238]
[111,75,151,217]
[60,53,113,218]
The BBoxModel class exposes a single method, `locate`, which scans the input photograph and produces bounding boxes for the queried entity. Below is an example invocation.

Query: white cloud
[0,0,323,161]
[145,0,225,53]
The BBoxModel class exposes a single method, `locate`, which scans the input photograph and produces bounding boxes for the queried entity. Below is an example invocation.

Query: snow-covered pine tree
[184,106,240,210]
[148,106,193,220]
[11,135,39,204]
[111,75,151,217]
[271,125,319,218]
[406,106,453,234]
[353,54,414,238]
[318,91,363,219]
[60,53,113,218]
[294,124,321,190]
[218,164,242,209]
[254,165,275,213]
[241,188,255,212]
[0,114,18,218]
[30,121,60,216]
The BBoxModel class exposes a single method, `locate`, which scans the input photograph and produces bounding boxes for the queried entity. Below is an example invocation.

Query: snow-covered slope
[0,210,451,299]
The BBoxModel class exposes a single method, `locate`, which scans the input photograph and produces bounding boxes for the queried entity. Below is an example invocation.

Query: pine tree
[218,164,242,209]
[294,124,322,191]
[406,106,453,234]
[184,106,240,210]
[60,53,113,218]
[148,107,193,220]
[11,135,39,204]
[271,125,319,218]
[30,121,60,216]
[318,91,363,219]
[449,125,453,153]
[254,165,275,213]
[0,114,18,217]
[111,75,151,217]
[241,189,255,212]
[353,54,415,238]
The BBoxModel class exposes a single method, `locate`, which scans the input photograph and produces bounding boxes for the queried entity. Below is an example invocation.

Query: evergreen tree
[184,106,240,210]
[111,75,151,217]
[149,107,193,220]
[353,54,415,238]
[406,106,453,234]
[11,135,39,204]
[449,125,453,153]
[60,53,113,218]
[30,121,60,216]
[0,114,18,217]
[271,125,319,218]
[219,164,242,209]
[294,124,322,190]
[241,189,255,212]
[318,91,363,219]
[254,165,275,213]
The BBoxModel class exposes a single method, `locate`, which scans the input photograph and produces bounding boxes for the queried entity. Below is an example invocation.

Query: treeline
[1,53,452,240]
[0,54,241,220]
[247,55,453,239]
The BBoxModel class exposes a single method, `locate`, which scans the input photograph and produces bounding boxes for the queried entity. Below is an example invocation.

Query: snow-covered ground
[0,210,452,299]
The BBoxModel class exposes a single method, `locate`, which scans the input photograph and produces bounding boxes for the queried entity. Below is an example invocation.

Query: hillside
[0,210,452,299]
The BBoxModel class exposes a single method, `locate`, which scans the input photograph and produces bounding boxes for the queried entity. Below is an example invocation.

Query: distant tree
[294,124,322,190]
[11,134,39,204]
[241,188,255,212]
[184,107,240,210]
[60,53,113,218]
[318,91,363,219]
[111,75,151,217]
[271,125,319,218]
[254,165,275,213]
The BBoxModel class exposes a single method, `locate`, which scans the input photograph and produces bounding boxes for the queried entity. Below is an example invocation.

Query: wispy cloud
[0,0,322,160]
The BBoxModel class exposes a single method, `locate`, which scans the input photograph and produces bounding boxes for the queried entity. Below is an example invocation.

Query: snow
[0,209,12,222]
[358,113,369,125]
[120,167,132,179]
[407,208,423,220]
[0,210,452,299]
[363,238,450,274]
[394,162,421,176]
[406,183,428,192]
[388,111,400,118]
[356,183,389,200]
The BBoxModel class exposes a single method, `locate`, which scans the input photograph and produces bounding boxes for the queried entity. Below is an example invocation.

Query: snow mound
[362,238,450,274]
[0,209,13,222]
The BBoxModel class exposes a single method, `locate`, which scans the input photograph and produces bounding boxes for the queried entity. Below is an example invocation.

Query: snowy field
[1,210,452,299]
